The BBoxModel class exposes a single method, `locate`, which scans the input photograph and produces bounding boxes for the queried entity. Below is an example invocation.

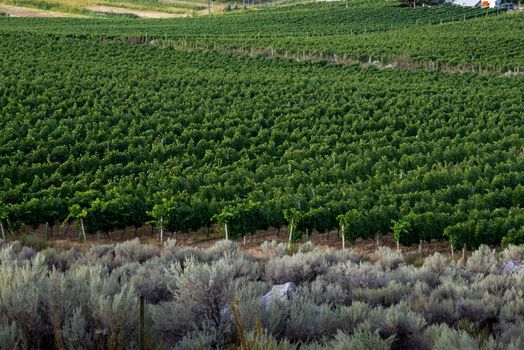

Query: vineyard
[1,0,524,349]
[0,20,523,249]
[1,2,522,71]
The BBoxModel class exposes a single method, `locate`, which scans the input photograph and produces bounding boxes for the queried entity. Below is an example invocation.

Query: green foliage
[502,227,524,247]
[0,2,522,248]
[65,204,87,222]
[338,209,368,244]
[393,211,453,246]
[147,197,176,230]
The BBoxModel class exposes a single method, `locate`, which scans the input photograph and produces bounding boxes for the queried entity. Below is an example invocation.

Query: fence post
[139,296,145,350]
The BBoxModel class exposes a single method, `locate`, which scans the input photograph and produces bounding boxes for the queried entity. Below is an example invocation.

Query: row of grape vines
[0,31,522,247]
[1,2,517,73]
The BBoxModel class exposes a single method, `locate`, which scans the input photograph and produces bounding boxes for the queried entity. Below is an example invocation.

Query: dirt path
[159,0,207,7]
[196,3,224,15]
[0,4,76,17]
[84,5,188,18]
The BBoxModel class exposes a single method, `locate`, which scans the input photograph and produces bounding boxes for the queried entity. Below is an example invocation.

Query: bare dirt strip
[0,4,74,17]
[84,5,188,18]
[20,223,456,263]
[159,0,207,7]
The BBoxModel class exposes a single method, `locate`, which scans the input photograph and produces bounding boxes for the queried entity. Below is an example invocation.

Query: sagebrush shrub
[130,259,174,303]
[298,241,316,254]
[502,244,524,262]
[151,254,257,346]
[352,280,411,307]
[113,238,159,265]
[493,320,524,348]
[375,246,404,271]
[265,252,330,285]
[260,240,287,258]
[1,240,524,350]
[466,245,500,275]
[372,302,427,350]
[0,321,27,350]
[424,324,479,350]
[323,261,388,290]
[336,301,374,335]
[0,241,36,266]
[0,253,52,349]
[209,239,241,259]
[423,253,449,275]
[285,297,338,343]
[302,330,393,350]
[409,281,460,325]
[41,247,78,272]
[300,279,349,306]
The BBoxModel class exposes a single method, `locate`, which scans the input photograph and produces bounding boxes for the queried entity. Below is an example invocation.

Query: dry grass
[84,5,188,17]
[0,4,80,16]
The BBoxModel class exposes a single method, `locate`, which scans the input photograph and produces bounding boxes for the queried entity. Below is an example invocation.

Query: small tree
[0,203,8,241]
[213,206,235,241]
[392,218,411,252]
[337,209,366,250]
[147,198,175,244]
[283,208,302,247]
[63,204,88,242]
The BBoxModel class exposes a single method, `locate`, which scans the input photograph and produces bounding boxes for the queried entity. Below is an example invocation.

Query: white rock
[262,282,298,307]
[501,260,524,275]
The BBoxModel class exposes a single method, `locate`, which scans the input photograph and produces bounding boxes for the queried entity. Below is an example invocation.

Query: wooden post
[80,218,86,242]
[462,244,466,261]
[341,225,345,250]
[160,217,164,244]
[0,222,5,241]
[138,296,145,350]
[287,219,294,247]
[419,239,423,257]
[375,233,379,247]
[450,241,454,260]
[63,222,70,238]
[225,223,229,241]
[396,240,400,252]
[243,235,246,245]
[208,0,211,15]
